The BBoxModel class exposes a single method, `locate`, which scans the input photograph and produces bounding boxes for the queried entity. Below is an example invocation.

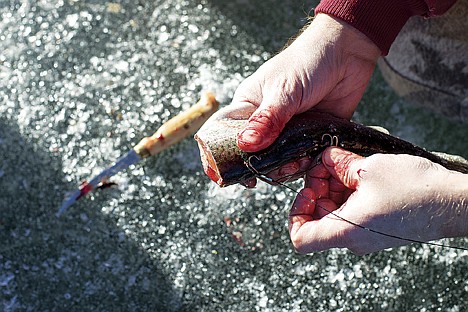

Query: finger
[305,160,330,180]
[329,176,346,192]
[312,198,338,220]
[267,162,300,182]
[343,188,354,202]
[322,147,365,190]
[329,177,347,205]
[229,74,263,112]
[237,91,297,152]
[267,156,313,182]
[289,188,316,234]
[306,177,328,200]
[289,211,348,254]
[304,160,329,191]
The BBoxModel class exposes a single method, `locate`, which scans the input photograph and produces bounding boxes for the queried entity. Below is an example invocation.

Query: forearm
[441,172,468,238]
[315,0,458,55]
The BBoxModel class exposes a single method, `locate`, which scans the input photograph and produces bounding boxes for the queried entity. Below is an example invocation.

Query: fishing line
[277,180,468,252]
[245,157,468,252]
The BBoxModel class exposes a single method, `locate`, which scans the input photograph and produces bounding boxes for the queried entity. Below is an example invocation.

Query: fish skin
[195,108,468,187]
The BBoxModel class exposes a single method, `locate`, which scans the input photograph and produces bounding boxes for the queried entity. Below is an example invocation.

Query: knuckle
[364,153,441,176]
[360,153,388,170]
[250,110,283,135]
[290,233,319,254]
[414,156,439,172]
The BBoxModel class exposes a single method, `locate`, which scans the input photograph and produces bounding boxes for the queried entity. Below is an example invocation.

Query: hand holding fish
[195,4,468,253]
[289,147,468,255]
[234,14,380,153]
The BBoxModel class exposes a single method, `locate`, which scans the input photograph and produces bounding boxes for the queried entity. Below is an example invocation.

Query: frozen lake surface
[1,0,467,310]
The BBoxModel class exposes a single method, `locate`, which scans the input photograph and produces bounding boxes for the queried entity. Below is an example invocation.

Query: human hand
[288,147,468,255]
[233,14,381,154]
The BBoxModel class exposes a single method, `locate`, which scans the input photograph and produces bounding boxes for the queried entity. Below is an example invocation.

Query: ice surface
[0,0,467,311]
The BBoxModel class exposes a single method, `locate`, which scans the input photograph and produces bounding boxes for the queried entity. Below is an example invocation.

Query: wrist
[315,0,413,55]
[304,14,381,63]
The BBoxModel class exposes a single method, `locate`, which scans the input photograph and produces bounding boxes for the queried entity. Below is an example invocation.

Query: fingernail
[238,128,262,145]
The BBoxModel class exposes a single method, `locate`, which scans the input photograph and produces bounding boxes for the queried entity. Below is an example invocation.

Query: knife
[57,92,219,216]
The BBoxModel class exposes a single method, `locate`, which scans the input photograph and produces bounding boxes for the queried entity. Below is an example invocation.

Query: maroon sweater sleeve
[315,0,458,55]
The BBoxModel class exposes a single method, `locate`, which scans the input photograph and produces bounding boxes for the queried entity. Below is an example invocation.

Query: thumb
[236,94,296,152]
[322,147,365,190]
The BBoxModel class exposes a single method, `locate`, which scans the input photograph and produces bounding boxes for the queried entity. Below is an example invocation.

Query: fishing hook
[244,155,275,184]
[321,133,339,147]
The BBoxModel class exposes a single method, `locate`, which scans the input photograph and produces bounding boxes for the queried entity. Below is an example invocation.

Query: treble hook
[321,133,339,147]
[244,155,275,184]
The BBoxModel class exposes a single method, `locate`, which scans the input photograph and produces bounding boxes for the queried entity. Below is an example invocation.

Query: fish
[194,105,468,187]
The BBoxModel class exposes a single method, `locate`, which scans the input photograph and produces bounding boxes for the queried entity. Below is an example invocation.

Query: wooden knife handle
[133,92,219,158]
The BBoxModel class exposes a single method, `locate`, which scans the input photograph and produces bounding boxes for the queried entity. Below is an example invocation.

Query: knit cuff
[315,0,424,55]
